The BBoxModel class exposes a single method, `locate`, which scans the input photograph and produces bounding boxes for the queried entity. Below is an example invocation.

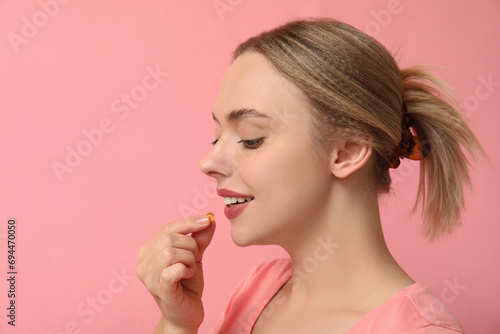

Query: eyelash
[211,138,264,150]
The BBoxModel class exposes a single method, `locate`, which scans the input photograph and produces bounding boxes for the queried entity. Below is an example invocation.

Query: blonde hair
[232,18,485,240]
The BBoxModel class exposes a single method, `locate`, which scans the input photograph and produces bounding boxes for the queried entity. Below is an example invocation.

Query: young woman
[137,18,484,333]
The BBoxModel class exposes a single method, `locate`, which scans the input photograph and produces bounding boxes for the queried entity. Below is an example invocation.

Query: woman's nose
[198,151,214,177]
[198,141,229,179]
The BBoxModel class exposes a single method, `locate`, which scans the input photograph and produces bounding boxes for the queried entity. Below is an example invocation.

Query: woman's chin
[231,233,255,247]
[231,229,277,247]
[230,227,263,247]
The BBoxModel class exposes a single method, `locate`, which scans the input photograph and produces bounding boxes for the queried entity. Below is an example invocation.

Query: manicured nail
[195,215,210,224]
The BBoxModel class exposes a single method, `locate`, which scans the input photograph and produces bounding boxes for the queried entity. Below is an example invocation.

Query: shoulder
[397,283,466,333]
[353,283,465,333]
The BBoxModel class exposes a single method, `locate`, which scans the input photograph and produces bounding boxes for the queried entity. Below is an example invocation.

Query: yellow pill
[207,212,215,223]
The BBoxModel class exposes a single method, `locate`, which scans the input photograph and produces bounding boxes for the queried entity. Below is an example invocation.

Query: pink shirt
[209,258,465,334]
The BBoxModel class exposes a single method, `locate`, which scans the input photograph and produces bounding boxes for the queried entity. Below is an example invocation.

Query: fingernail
[195,215,210,224]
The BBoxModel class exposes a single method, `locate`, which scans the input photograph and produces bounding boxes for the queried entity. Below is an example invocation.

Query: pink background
[1,0,499,333]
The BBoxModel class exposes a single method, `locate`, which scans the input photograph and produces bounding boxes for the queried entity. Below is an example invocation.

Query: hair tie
[388,103,430,169]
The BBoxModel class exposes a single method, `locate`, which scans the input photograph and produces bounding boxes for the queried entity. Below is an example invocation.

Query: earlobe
[330,140,372,178]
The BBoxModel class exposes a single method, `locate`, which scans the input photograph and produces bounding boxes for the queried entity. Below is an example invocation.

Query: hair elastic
[388,103,430,169]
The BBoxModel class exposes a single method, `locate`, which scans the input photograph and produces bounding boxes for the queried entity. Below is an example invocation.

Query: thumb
[191,213,216,262]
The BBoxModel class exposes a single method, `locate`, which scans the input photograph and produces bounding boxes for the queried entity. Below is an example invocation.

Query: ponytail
[401,66,486,240]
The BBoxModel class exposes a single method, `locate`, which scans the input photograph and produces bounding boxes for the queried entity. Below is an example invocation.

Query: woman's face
[199,52,334,248]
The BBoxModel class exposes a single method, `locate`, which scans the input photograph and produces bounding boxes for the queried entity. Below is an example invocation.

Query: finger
[159,262,194,302]
[163,233,200,260]
[191,214,216,261]
[165,214,213,235]
[137,246,197,295]
[148,233,200,267]
[138,215,211,263]
[154,247,197,281]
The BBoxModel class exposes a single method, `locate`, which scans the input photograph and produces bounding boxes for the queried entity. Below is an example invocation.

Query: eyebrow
[212,108,271,124]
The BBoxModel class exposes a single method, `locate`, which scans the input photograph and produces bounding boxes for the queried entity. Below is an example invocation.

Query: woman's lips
[217,188,253,198]
[224,199,253,219]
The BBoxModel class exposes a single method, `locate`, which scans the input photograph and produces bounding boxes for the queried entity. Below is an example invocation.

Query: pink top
[209,258,465,334]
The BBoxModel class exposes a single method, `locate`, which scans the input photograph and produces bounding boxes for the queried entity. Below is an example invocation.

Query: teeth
[223,197,254,205]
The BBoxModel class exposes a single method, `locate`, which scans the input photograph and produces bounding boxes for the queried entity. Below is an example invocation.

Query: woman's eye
[210,138,265,150]
[238,138,264,150]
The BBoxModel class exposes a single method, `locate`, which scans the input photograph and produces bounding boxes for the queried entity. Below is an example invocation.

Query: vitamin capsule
[207,212,215,223]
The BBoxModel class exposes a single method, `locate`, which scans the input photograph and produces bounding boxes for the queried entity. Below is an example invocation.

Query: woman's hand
[137,214,216,332]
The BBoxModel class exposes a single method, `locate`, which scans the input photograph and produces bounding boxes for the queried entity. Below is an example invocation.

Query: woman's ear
[329,138,372,178]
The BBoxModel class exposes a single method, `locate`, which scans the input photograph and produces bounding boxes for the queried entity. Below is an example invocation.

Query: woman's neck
[280,180,415,313]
